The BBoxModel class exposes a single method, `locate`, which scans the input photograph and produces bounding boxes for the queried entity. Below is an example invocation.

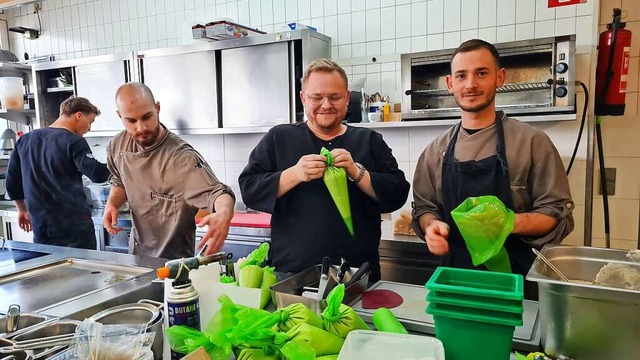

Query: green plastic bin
[426,267,524,300]
[426,290,523,314]
[427,302,522,360]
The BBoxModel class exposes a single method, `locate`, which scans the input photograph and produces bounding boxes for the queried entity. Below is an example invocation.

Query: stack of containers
[425,267,524,360]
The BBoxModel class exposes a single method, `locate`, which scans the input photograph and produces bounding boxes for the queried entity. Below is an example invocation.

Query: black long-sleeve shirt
[6,128,110,246]
[239,123,410,281]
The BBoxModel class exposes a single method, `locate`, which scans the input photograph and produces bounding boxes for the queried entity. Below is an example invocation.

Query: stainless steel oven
[401,35,576,120]
[197,226,270,261]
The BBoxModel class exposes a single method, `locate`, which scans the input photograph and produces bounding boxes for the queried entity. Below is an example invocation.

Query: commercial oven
[401,35,576,120]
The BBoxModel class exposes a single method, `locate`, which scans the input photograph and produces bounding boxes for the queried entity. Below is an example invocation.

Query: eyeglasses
[302,92,347,105]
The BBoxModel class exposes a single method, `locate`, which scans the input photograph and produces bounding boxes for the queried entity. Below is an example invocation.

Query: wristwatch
[349,162,366,184]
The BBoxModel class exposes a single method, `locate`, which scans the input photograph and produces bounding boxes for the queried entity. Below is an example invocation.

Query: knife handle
[336,257,348,283]
[321,256,331,279]
[344,261,370,288]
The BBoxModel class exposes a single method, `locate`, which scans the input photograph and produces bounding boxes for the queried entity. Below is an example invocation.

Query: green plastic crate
[427,302,521,360]
[426,267,524,300]
[426,290,523,314]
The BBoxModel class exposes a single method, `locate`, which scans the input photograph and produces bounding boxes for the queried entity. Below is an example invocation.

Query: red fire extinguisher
[595,8,632,116]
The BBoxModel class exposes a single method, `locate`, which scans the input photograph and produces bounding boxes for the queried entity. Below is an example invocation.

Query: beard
[134,125,160,147]
[456,91,496,113]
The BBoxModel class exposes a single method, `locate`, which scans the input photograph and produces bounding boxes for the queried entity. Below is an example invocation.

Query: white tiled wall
[6,0,637,249]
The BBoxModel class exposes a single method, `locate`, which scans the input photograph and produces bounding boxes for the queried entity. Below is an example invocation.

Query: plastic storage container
[426,266,524,300]
[0,77,24,110]
[337,330,445,360]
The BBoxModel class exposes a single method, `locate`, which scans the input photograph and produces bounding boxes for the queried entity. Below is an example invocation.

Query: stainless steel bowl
[527,245,640,360]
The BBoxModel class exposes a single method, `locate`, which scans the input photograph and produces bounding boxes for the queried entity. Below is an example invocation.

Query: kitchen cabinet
[221,42,291,127]
[32,53,134,133]
[137,49,219,131]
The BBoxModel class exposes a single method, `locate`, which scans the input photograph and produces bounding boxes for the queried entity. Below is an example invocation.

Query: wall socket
[598,167,616,195]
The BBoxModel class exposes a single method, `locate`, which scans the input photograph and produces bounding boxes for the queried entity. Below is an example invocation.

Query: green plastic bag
[240,242,270,269]
[450,195,514,273]
[321,284,369,338]
[239,265,264,288]
[165,325,226,359]
[260,266,278,309]
[279,340,316,360]
[320,147,354,236]
[275,303,324,332]
[236,348,281,360]
[315,355,339,360]
[285,323,344,357]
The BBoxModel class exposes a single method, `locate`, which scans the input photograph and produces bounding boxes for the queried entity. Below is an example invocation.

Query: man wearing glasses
[239,58,409,282]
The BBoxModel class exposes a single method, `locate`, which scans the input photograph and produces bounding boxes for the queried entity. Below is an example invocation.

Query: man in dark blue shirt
[6,97,111,249]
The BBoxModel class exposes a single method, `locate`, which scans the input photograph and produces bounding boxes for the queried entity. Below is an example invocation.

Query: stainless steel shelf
[0,109,35,126]
[46,86,74,93]
[0,62,31,73]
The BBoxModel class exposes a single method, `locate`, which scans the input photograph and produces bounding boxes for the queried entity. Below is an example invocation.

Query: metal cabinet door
[75,60,130,132]
[221,42,291,127]
[140,51,219,131]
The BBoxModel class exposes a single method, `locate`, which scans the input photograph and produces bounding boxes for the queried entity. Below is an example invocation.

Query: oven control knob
[555,86,568,98]
[555,62,569,74]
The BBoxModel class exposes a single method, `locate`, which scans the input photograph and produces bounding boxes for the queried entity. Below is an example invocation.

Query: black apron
[441,112,537,299]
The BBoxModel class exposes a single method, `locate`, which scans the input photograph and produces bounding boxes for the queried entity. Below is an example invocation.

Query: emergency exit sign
[548,0,587,7]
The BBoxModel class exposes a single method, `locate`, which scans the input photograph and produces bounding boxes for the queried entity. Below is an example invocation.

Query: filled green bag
[279,339,316,360]
[320,147,354,236]
[450,195,514,273]
[260,266,278,309]
[315,355,339,360]
[275,303,324,332]
[321,284,369,338]
[284,323,344,357]
[165,325,225,359]
[236,348,282,360]
[240,264,265,288]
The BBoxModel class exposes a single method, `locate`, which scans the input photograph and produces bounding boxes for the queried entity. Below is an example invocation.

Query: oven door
[195,231,269,262]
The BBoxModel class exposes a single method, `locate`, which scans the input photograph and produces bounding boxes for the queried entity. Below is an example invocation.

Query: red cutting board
[230,212,272,228]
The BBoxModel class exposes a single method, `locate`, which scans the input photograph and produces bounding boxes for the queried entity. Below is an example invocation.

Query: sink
[0,248,48,266]
[0,313,48,336]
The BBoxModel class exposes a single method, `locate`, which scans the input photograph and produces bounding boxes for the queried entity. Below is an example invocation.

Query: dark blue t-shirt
[6,127,110,246]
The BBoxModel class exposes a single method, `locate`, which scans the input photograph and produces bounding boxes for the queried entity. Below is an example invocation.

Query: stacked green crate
[425,267,524,360]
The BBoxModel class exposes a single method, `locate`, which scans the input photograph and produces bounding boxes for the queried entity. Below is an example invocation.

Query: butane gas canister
[166,279,200,360]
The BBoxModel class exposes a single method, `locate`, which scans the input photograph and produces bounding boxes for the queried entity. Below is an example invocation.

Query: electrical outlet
[598,167,616,195]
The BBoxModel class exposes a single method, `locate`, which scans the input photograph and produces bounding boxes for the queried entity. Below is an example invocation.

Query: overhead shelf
[0,109,35,126]
[0,62,31,74]
[46,87,74,93]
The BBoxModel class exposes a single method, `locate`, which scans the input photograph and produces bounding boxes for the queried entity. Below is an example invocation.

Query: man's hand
[330,148,358,178]
[18,210,31,232]
[103,203,123,235]
[292,154,327,182]
[425,220,450,256]
[196,212,233,255]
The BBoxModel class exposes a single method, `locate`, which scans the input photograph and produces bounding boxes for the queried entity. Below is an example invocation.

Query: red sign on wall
[548,0,587,7]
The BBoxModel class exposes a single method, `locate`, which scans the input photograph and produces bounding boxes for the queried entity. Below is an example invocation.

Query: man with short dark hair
[6,96,110,249]
[239,59,410,281]
[103,82,235,259]
[412,39,574,297]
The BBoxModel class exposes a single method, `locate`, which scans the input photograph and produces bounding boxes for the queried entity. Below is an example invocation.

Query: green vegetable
[320,147,354,236]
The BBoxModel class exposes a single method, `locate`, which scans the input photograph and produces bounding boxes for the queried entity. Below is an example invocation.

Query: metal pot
[88,300,163,360]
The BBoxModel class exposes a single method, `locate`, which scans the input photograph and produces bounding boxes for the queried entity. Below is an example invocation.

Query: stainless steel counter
[0,240,165,320]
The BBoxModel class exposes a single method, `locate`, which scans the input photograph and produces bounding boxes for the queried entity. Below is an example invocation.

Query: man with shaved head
[103,82,235,259]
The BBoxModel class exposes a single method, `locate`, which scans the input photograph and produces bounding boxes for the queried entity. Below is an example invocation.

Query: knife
[336,257,349,283]
[316,256,332,300]
[344,261,370,288]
